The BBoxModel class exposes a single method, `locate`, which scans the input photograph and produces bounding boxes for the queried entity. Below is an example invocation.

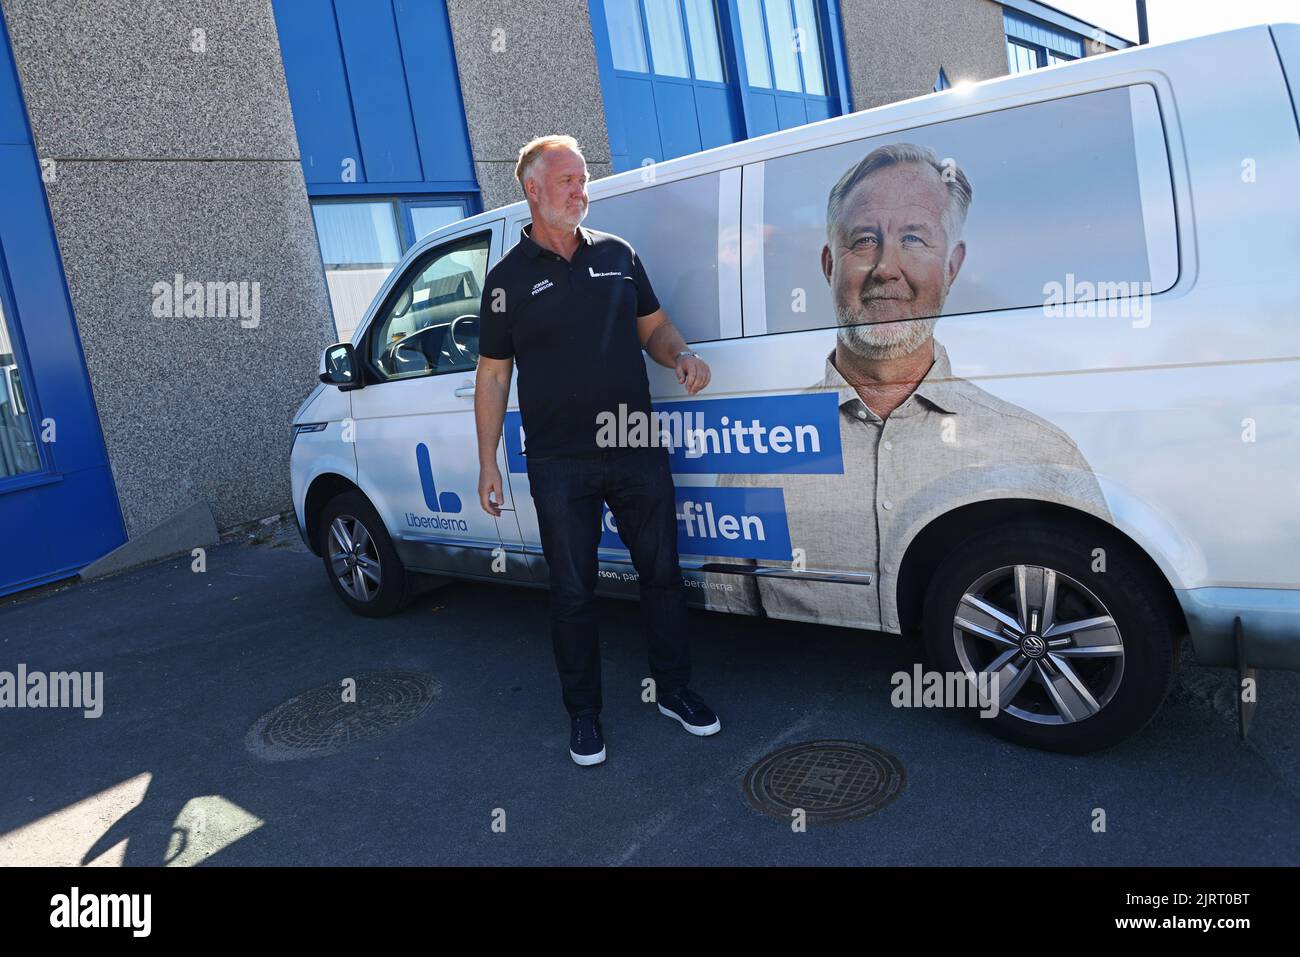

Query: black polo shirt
[478,223,661,458]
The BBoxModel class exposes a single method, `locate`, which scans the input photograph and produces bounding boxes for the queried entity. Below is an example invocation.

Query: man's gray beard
[835,305,939,361]
[539,200,586,233]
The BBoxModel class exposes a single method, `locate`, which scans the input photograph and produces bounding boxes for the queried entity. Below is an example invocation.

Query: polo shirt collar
[518,222,593,260]
[821,338,960,417]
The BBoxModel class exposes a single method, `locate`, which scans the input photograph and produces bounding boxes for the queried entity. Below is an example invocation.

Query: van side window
[368,232,491,382]
[750,84,1178,336]
[584,171,725,343]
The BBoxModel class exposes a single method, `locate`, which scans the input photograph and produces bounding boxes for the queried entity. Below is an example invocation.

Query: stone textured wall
[838,0,1010,112]
[1,0,334,536]
[445,0,613,211]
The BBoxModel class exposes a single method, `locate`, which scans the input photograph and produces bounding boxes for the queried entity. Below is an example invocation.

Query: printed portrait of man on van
[703,110,1170,630]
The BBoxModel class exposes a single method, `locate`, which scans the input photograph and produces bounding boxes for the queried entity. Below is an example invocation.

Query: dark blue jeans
[526,446,691,717]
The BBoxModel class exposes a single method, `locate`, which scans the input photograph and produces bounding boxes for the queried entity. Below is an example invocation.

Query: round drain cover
[742,740,905,824]
[246,671,439,761]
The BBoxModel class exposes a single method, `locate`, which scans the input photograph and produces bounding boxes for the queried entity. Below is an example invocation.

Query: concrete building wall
[838,0,1010,112]
[0,0,334,537]
[445,0,613,212]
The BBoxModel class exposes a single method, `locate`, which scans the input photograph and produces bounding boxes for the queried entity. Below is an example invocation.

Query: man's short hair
[515,135,583,191]
[825,142,973,248]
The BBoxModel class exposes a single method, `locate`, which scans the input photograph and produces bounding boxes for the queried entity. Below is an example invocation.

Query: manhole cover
[246,671,440,761]
[742,740,905,824]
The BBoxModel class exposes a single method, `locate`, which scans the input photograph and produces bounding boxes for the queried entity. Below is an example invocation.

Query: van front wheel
[920,523,1176,753]
[319,491,411,618]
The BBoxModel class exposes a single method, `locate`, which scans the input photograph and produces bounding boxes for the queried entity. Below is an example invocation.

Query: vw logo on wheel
[1020,634,1047,659]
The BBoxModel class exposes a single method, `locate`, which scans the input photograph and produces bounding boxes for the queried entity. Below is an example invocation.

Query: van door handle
[454,383,475,398]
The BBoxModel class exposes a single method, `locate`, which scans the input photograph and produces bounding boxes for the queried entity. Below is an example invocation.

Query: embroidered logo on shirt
[588,267,623,278]
[531,279,554,296]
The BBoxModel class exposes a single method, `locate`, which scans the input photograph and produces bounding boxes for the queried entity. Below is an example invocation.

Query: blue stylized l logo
[416,443,463,514]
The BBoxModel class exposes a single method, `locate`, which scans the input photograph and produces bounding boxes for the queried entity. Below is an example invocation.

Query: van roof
[429,22,1295,243]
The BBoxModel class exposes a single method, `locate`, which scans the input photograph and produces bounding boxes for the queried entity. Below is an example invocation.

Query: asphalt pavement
[1,519,1297,866]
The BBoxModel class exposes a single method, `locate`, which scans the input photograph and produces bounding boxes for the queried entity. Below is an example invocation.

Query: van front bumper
[1178,587,1300,670]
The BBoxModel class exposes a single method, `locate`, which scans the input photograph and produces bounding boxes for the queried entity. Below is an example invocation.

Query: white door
[349,221,527,582]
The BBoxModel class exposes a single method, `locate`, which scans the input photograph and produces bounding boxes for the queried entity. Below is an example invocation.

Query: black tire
[921,521,1177,753]
[318,490,413,618]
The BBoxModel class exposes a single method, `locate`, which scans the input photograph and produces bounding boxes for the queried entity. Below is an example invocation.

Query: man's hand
[676,354,711,395]
[479,463,504,516]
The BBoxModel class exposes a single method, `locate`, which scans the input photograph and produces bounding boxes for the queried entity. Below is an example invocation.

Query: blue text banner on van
[504,392,844,474]
[600,486,792,560]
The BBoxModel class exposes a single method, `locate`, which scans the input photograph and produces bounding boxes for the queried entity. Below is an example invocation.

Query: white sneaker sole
[658,703,721,736]
[570,745,606,766]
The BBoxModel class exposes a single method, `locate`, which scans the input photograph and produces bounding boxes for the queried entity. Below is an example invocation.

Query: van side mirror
[319,342,361,390]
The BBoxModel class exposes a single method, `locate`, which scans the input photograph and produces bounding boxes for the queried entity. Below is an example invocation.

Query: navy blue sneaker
[569,714,606,766]
[657,687,721,736]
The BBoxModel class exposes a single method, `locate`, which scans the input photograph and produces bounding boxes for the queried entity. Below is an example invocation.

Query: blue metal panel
[392,0,475,182]
[1004,8,1085,58]
[774,93,807,129]
[587,0,633,169]
[695,85,741,148]
[592,0,754,168]
[804,96,831,122]
[0,15,26,147]
[822,0,851,114]
[616,75,664,167]
[333,0,423,182]
[716,0,758,139]
[275,0,478,195]
[0,14,126,595]
[654,81,704,158]
[729,0,841,137]
[1001,0,1132,49]
[308,179,479,197]
[272,0,363,185]
[745,90,779,135]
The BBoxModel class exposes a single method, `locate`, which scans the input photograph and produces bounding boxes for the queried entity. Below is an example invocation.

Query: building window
[1007,39,1040,73]
[606,0,651,71]
[683,0,724,81]
[1007,38,1078,73]
[0,293,40,480]
[603,0,726,82]
[1004,9,1085,73]
[737,0,827,95]
[311,196,470,341]
[408,201,472,243]
[593,0,847,168]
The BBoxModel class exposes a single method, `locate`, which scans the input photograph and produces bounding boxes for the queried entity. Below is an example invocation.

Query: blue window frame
[1004,8,1085,73]
[735,0,827,96]
[309,193,474,340]
[602,0,728,83]
[0,258,41,481]
[591,0,851,169]
[405,199,474,243]
[0,10,127,595]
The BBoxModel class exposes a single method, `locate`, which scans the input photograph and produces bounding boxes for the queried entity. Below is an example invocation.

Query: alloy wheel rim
[951,564,1124,725]
[328,515,382,602]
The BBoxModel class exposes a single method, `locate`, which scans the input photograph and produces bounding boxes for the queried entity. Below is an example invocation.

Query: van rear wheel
[921,522,1176,753]
[319,491,412,618]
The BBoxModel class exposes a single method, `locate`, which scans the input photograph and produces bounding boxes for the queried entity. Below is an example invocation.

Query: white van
[291,24,1300,753]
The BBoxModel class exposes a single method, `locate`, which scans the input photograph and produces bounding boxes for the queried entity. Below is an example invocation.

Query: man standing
[474,135,721,767]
